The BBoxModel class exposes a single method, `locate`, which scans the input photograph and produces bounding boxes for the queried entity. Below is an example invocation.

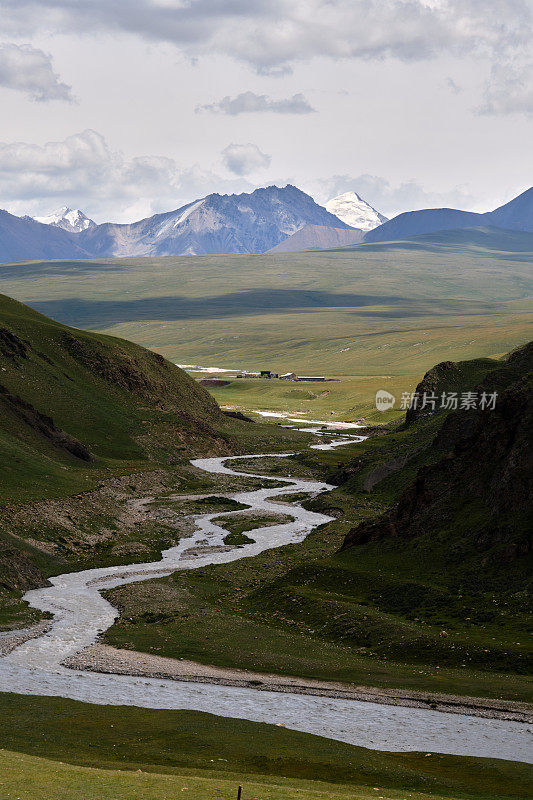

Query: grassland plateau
[1,226,532,422]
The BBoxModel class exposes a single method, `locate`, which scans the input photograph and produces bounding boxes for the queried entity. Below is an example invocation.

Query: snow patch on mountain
[153,199,207,238]
[34,206,96,234]
[325,192,388,232]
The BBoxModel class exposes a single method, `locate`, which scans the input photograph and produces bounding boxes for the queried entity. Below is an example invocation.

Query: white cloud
[0,0,530,73]
[197,91,315,115]
[477,61,533,116]
[0,42,73,101]
[0,130,253,221]
[221,143,271,175]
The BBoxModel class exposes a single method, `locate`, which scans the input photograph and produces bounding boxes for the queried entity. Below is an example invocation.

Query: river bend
[0,439,530,763]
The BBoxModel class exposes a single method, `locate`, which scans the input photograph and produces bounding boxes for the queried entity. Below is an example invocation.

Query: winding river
[0,433,531,763]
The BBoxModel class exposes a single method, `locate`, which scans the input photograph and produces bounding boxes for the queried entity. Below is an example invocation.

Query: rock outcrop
[342,343,533,566]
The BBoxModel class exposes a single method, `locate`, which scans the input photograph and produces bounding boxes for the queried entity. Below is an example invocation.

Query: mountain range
[76,185,357,257]
[0,184,531,263]
[0,186,366,262]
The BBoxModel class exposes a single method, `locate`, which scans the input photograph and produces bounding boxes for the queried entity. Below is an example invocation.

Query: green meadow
[0,694,531,800]
[1,230,532,420]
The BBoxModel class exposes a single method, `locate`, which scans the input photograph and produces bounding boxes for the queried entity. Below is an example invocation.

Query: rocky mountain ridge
[2,184,531,261]
[1,185,355,262]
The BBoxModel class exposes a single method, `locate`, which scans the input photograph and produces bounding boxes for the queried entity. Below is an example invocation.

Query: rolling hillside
[365,186,533,242]
[342,342,533,572]
[0,293,229,503]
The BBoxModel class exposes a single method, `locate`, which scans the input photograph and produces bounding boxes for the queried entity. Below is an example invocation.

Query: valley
[1,0,532,793]
[0,228,531,800]
[0,344,531,798]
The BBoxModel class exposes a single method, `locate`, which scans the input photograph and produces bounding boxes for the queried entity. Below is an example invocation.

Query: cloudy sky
[0,0,531,222]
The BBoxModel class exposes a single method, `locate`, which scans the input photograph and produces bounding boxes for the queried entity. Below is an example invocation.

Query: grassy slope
[0,234,531,423]
[209,373,414,425]
[0,293,305,500]
[104,353,532,700]
[0,751,452,800]
[0,292,223,504]
[0,694,531,800]
[0,293,306,627]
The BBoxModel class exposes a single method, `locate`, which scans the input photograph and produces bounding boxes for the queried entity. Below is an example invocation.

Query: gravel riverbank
[0,621,52,656]
[64,643,533,724]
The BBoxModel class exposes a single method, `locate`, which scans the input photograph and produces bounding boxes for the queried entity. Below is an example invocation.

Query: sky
[0,0,531,223]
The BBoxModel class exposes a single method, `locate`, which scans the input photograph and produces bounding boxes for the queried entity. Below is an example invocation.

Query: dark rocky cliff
[342,342,533,567]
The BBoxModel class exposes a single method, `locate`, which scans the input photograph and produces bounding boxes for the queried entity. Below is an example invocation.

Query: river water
[0,437,531,763]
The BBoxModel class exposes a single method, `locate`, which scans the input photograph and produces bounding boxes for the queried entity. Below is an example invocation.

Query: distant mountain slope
[0,210,91,262]
[489,186,533,232]
[267,224,364,253]
[364,208,483,243]
[77,185,352,257]
[4,185,531,260]
[325,191,387,231]
[399,226,533,252]
[33,206,96,233]
[0,186,353,262]
[364,186,533,243]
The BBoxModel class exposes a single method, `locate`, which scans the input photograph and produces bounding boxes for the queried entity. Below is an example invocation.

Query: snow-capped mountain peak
[34,206,96,233]
[325,191,388,232]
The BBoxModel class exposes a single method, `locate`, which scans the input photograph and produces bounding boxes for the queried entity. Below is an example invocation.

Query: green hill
[0,292,227,504]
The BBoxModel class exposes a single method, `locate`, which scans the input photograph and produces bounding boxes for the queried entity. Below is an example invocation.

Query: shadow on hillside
[27,289,499,329]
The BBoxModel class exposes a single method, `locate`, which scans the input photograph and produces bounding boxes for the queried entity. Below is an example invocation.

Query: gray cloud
[0,129,252,221]
[222,143,271,175]
[0,1,530,73]
[477,61,533,116]
[197,91,315,115]
[0,42,73,101]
